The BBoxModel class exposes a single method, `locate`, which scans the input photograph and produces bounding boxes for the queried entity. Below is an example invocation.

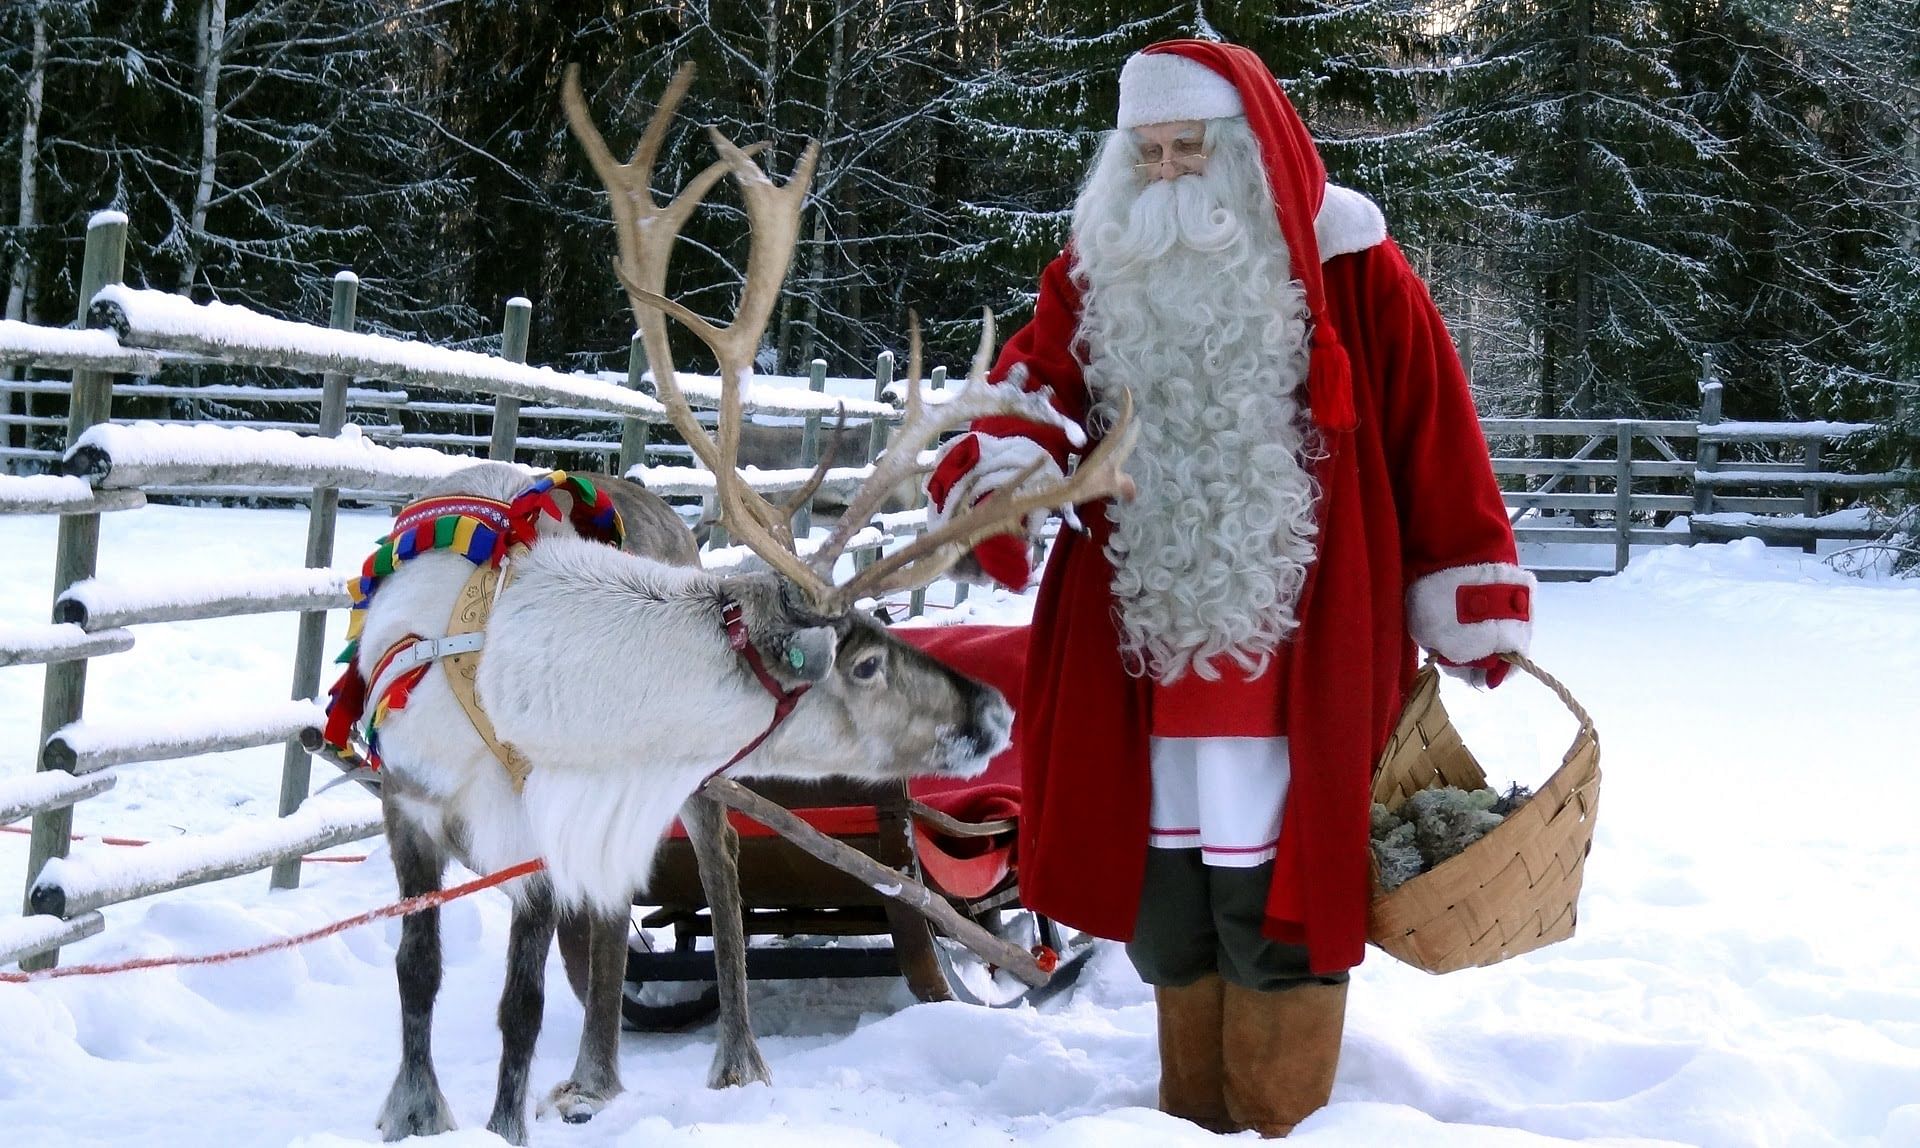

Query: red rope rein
[0,858,546,983]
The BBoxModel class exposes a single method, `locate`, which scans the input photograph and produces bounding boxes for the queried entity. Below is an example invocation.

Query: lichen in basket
[1371,784,1534,893]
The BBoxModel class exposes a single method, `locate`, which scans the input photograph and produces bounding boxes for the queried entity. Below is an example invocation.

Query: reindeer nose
[958,688,1014,773]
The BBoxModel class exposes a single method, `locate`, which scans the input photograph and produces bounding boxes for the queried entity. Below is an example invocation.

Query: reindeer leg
[681,792,773,1088]
[376,801,457,1140]
[542,905,628,1122]
[484,877,558,1146]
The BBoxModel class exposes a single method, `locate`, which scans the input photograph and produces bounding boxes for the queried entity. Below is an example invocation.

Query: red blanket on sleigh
[675,623,1030,899]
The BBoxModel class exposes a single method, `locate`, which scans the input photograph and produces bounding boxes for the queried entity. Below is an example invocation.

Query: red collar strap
[709,599,811,777]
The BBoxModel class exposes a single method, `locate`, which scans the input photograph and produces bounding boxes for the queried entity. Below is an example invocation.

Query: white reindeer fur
[361,466,997,913]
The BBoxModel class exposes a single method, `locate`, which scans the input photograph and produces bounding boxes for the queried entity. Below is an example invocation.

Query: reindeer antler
[815,312,1136,613]
[564,63,831,598]
[565,66,1134,615]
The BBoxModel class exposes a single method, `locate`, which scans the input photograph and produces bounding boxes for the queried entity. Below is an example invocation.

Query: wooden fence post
[908,365,945,618]
[1693,353,1722,518]
[794,358,827,541]
[617,333,651,475]
[1800,439,1823,554]
[270,271,359,891]
[1613,423,1635,573]
[488,297,531,462]
[856,351,894,575]
[20,211,126,970]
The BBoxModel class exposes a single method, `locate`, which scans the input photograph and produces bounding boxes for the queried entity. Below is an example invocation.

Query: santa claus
[925,41,1534,1136]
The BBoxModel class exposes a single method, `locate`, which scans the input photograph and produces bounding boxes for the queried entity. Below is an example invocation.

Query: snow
[0,473,112,509]
[1,507,1918,1146]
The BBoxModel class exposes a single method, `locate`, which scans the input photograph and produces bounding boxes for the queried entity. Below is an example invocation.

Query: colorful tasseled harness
[322,471,624,789]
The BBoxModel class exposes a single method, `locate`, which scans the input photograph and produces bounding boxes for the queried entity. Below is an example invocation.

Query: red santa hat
[1120,41,1357,432]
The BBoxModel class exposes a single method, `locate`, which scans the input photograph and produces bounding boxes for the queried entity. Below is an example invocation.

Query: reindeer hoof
[707,1045,773,1090]
[483,1110,529,1146]
[376,1072,456,1140]
[540,1079,620,1124]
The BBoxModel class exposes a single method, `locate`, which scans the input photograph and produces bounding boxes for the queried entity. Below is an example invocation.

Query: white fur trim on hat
[1407,562,1536,664]
[1117,52,1244,129]
[1315,183,1389,260]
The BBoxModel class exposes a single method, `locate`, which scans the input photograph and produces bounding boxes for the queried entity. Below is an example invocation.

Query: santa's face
[1130,119,1210,181]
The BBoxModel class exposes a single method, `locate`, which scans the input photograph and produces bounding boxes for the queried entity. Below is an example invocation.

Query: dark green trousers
[1126,848,1351,992]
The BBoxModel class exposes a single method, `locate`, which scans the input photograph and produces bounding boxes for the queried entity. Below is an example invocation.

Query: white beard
[1072,118,1321,686]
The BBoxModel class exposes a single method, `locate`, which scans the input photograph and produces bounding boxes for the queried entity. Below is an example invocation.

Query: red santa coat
[985,238,1519,975]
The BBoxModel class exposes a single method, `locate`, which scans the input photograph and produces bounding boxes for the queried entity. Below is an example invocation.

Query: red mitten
[1434,654,1512,689]
[971,530,1033,592]
[926,431,1064,592]
[1407,564,1535,690]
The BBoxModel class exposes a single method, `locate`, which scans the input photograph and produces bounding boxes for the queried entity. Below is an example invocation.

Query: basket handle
[1498,653,1596,736]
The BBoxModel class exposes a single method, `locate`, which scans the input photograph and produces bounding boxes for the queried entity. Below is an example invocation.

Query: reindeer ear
[774,626,837,684]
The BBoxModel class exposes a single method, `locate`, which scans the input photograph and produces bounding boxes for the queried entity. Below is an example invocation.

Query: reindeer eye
[851,654,884,682]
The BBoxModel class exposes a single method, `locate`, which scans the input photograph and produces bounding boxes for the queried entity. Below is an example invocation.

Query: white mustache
[1087,173,1247,280]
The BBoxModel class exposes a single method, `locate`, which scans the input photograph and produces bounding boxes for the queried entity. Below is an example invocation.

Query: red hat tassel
[1308,333,1357,433]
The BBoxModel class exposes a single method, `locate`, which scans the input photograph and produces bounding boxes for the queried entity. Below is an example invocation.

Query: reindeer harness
[322,470,810,793]
[323,472,624,789]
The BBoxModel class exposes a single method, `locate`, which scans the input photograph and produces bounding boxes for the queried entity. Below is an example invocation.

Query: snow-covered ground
[2,503,1917,1147]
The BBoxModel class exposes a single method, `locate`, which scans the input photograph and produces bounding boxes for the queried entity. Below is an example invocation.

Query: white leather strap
[367,631,487,708]
[391,631,486,672]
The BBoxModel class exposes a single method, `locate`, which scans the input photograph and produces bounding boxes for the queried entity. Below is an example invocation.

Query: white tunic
[1146,735,1292,868]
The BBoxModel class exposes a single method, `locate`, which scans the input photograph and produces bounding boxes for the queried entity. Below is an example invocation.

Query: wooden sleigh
[557,622,1098,1028]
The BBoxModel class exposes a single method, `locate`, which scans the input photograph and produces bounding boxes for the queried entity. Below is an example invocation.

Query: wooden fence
[1485,360,1908,579]
[0,213,1907,972]
[0,213,950,971]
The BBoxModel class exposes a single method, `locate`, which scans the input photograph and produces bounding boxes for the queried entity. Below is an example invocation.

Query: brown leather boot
[1220,980,1348,1137]
[1154,973,1236,1133]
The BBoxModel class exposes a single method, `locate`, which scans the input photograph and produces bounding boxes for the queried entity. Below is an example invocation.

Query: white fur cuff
[1407,563,1535,664]
[927,434,1064,533]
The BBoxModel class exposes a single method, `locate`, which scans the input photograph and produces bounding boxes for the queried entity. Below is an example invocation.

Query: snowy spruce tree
[1432,0,1727,418]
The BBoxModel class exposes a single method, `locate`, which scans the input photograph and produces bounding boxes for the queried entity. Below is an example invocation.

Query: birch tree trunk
[794,2,848,371]
[179,0,228,296]
[6,3,48,325]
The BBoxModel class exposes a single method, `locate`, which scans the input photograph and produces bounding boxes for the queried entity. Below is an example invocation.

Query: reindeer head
[563,64,1134,780]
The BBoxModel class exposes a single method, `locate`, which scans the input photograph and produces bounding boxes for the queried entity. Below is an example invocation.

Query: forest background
[2,0,1915,448]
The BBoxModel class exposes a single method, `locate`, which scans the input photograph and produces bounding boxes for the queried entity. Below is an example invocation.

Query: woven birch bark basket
[1368,655,1601,974]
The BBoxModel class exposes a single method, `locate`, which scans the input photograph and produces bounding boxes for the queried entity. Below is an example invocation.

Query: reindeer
[356,62,1134,1145]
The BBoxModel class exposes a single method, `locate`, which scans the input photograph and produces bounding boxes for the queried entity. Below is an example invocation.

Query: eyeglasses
[1131,137,1210,173]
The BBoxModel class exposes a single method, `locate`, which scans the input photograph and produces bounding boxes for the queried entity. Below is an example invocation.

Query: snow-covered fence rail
[28,798,382,920]
[54,567,352,631]
[0,772,117,828]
